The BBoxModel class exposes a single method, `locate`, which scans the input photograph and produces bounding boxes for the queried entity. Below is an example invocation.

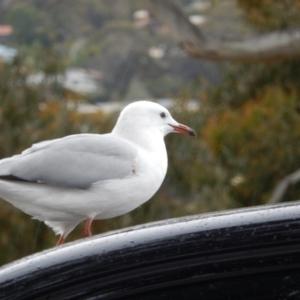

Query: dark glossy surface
[1,202,300,299]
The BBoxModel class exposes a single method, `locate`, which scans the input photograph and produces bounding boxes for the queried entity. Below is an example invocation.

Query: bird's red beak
[169,124,196,136]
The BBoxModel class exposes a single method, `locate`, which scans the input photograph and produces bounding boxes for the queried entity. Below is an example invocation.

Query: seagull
[0,101,195,246]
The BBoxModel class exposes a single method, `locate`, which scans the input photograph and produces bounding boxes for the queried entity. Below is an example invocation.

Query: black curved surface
[1,202,300,299]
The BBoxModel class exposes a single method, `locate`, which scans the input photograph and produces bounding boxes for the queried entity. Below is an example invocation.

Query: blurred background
[1,0,300,265]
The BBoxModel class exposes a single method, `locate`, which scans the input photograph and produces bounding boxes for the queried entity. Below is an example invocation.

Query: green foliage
[209,59,300,110]
[0,51,88,265]
[203,87,300,206]
[237,0,300,31]
[5,0,123,46]
[0,58,39,156]
[89,20,155,101]
[6,4,48,45]
[199,1,300,209]
[165,102,233,212]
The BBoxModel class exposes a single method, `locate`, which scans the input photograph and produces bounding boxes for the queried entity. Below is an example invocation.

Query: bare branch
[144,0,300,62]
[268,170,300,204]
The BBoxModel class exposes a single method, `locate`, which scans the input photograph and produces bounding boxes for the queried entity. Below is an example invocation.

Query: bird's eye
[160,112,166,118]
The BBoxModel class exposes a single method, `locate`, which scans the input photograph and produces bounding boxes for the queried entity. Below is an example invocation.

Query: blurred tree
[5,0,137,48]
[203,87,300,206]
[198,1,300,206]
[0,49,86,265]
[3,0,221,101]
[6,3,60,47]
[237,0,300,31]
[144,0,300,61]
[0,57,40,156]
[88,21,156,101]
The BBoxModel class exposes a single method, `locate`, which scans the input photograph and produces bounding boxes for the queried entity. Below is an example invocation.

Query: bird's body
[0,101,195,245]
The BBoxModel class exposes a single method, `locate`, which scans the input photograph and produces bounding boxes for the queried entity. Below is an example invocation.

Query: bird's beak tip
[170,124,196,137]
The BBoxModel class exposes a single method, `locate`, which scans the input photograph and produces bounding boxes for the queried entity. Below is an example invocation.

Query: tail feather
[44,220,79,237]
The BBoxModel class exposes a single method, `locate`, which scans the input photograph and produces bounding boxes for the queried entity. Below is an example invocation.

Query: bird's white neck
[112,125,165,153]
[111,114,169,180]
[114,126,169,182]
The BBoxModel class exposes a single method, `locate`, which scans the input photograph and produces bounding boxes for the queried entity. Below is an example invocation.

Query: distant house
[27,68,103,97]
[0,25,13,42]
[133,9,169,34]
[63,68,103,96]
[0,24,17,62]
[0,43,18,62]
[187,1,211,12]
[188,15,207,26]
[133,10,150,28]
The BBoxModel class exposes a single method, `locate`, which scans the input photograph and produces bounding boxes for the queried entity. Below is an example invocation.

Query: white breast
[91,145,168,219]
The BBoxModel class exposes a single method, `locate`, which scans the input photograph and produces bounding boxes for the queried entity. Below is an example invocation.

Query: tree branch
[144,0,300,62]
[268,170,300,204]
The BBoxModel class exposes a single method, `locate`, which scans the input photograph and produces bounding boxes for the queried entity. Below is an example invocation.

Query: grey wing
[0,134,138,189]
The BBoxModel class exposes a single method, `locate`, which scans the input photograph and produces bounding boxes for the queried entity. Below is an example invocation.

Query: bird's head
[113,101,196,139]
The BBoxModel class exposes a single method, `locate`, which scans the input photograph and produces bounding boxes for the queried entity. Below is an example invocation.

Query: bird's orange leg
[83,218,93,237]
[56,235,65,246]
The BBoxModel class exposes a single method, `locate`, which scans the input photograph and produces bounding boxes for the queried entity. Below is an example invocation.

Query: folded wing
[0,134,138,189]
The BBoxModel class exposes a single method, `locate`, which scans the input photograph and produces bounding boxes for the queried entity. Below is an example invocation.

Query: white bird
[0,101,195,246]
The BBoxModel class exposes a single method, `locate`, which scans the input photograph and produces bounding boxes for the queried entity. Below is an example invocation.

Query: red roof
[0,25,13,36]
